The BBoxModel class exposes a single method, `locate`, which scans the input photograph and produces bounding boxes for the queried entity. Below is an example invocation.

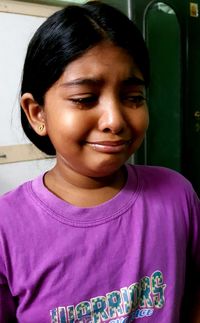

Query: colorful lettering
[91,296,109,323]
[120,287,131,314]
[107,291,124,318]
[50,270,167,323]
[128,282,139,310]
[76,301,92,321]
[50,308,59,323]
[151,271,166,308]
[67,305,75,323]
[139,276,153,308]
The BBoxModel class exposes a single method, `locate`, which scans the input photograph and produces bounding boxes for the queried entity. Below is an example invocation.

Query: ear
[20,93,47,136]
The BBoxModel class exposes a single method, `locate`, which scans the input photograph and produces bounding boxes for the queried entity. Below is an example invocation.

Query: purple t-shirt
[0,165,199,323]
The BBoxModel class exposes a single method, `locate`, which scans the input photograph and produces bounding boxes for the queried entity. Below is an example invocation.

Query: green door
[132,0,200,195]
[143,3,181,171]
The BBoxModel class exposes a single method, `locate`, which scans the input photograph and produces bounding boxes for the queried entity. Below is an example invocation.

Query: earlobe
[20,93,47,136]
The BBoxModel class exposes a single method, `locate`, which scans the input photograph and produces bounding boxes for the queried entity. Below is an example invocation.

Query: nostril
[98,109,125,134]
[102,127,124,134]
[103,128,111,133]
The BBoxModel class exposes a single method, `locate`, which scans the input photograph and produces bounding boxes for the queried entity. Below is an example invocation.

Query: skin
[20,41,200,319]
[21,41,149,206]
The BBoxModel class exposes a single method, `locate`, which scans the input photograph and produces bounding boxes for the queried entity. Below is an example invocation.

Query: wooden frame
[0,0,61,17]
[0,0,59,163]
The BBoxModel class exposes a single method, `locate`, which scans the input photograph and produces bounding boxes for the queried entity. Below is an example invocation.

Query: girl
[0,1,199,322]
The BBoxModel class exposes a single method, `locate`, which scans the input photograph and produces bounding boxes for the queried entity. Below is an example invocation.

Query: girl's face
[42,42,149,178]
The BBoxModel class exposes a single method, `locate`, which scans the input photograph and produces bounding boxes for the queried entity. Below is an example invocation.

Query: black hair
[21,1,150,155]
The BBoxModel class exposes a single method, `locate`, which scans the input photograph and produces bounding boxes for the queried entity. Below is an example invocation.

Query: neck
[44,164,127,207]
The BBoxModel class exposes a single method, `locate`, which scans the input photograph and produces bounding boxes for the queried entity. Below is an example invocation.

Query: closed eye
[122,95,146,107]
[69,95,98,108]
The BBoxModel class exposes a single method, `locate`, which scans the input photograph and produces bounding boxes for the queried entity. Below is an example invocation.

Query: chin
[88,161,126,178]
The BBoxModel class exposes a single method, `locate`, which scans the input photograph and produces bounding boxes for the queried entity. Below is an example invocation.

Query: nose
[98,98,126,134]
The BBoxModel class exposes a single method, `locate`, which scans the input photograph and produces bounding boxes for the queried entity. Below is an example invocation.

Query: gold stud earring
[38,124,45,131]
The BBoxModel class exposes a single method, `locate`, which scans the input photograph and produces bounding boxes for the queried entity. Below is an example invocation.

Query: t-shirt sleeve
[0,281,17,322]
[0,244,17,322]
[189,189,200,268]
[183,188,200,321]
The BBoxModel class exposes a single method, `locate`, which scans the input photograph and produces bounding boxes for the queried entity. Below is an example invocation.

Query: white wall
[0,10,56,195]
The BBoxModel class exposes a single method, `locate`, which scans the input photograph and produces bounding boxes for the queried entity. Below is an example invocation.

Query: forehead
[59,41,144,83]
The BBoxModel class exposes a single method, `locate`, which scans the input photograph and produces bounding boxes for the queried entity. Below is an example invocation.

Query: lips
[86,139,133,153]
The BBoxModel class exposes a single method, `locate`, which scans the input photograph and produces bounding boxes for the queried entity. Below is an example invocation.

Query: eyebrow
[60,78,102,87]
[60,75,145,88]
[122,76,145,86]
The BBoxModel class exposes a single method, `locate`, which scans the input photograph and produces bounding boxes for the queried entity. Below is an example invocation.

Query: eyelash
[69,95,146,108]
[123,95,146,105]
[69,96,97,108]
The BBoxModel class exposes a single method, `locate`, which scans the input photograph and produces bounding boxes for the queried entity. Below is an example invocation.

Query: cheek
[46,110,94,141]
[130,108,149,134]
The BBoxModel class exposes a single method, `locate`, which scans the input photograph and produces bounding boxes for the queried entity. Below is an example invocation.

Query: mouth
[86,139,133,153]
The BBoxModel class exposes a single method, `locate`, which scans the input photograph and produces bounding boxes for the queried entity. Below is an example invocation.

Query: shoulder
[0,175,43,218]
[132,164,193,189]
[0,183,30,232]
[130,165,200,241]
[0,181,29,205]
[0,183,26,207]
[128,164,198,203]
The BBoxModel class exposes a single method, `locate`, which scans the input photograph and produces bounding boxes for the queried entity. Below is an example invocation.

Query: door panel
[131,0,200,195]
[145,3,181,171]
